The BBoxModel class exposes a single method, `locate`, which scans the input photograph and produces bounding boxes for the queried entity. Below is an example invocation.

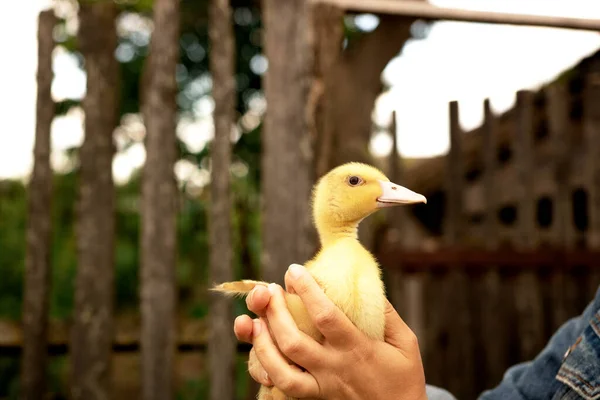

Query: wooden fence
[376,46,600,399]
[3,248,599,399]
[379,248,600,400]
[16,3,600,400]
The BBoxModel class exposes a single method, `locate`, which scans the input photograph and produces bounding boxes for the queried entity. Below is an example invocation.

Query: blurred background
[2,0,600,399]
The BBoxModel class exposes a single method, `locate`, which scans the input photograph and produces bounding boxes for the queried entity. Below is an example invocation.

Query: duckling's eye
[348,176,363,186]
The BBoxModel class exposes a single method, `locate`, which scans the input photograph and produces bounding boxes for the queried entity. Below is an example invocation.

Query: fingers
[248,347,273,386]
[252,318,320,398]
[234,314,254,344]
[265,283,324,369]
[383,299,420,357]
[284,264,362,348]
[284,272,296,294]
[246,285,271,317]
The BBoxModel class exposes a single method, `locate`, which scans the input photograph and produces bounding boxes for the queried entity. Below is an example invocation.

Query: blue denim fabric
[426,384,458,400]
[427,285,600,400]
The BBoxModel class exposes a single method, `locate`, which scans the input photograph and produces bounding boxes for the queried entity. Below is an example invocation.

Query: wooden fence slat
[262,0,315,285]
[21,10,56,400]
[422,271,445,388]
[584,59,600,249]
[515,91,536,248]
[386,110,406,315]
[545,82,573,330]
[312,2,344,179]
[514,90,545,361]
[445,101,464,244]
[482,99,498,249]
[547,82,574,248]
[583,59,600,303]
[378,248,600,268]
[141,0,180,399]
[71,3,119,399]
[478,99,508,389]
[442,101,476,399]
[208,0,236,397]
[0,319,250,355]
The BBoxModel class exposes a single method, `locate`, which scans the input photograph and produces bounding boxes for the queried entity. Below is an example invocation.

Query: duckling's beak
[376,180,427,208]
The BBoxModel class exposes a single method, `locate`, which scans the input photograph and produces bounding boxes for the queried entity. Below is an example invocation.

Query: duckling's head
[312,162,426,240]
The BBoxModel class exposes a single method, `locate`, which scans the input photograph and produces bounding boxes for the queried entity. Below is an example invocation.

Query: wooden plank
[0,319,248,353]
[312,0,600,31]
[583,60,600,306]
[584,59,600,249]
[545,82,574,330]
[482,99,499,249]
[547,82,574,248]
[421,271,446,390]
[386,110,406,315]
[478,99,508,388]
[262,0,315,285]
[377,248,600,269]
[21,10,56,400]
[312,2,344,179]
[1,342,251,357]
[208,0,236,398]
[515,91,536,248]
[514,90,545,361]
[444,102,475,399]
[445,101,464,244]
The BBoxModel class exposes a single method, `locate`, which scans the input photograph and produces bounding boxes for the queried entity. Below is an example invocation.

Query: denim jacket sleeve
[478,286,600,400]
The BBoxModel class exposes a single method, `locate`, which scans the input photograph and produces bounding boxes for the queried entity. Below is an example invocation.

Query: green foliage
[0,356,20,399]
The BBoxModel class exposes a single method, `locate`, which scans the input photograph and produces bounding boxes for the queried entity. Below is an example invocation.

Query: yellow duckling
[212,162,426,400]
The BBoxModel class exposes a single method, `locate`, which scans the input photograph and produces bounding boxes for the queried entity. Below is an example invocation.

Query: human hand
[233,264,428,400]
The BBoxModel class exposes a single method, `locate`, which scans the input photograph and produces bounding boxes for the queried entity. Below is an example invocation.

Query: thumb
[383,299,419,354]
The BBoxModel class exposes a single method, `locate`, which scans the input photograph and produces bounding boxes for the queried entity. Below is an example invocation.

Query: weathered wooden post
[583,59,600,299]
[546,83,574,248]
[514,90,545,360]
[21,9,56,400]
[482,99,499,251]
[207,0,236,397]
[71,2,119,399]
[311,2,344,180]
[478,98,508,387]
[545,82,579,329]
[261,0,314,284]
[584,59,600,250]
[140,0,180,398]
[384,111,423,341]
[385,111,405,314]
[442,101,475,399]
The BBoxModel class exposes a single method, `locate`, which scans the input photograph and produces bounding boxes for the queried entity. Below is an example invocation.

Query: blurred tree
[207,0,236,397]
[21,9,56,400]
[71,1,119,399]
[140,0,180,399]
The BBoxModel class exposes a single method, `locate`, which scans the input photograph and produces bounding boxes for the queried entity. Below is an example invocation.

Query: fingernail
[289,264,305,279]
[253,318,261,337]
[264,372,271,385]
[267,283,278,294]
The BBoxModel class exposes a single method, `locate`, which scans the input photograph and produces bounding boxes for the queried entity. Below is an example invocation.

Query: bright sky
[2,0,600,181]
